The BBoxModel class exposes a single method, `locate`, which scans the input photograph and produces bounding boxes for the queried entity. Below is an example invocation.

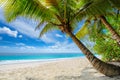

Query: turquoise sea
[0,53,84,60]
[0,53,84,65]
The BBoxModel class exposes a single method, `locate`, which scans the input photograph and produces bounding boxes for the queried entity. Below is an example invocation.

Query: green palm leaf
[76,21,90,39]
[71,0,111,29]
[39,23,59,37]
[3,0,55,22]
[109,0,120,9]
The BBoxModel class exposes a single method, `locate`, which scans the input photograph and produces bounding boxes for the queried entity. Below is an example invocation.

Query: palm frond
[74,0,93,18]
[69,1,92,31]
[109,0,120,9]
[39,23,59,37]
[70,0,112,32]
[3,0,55,22]
[72,0,111,23]
[35,20,45,30]
[88,18,106,41]
[0,0,7,6]
[45,0,58,6]
[44,0,60,14]
[76,20,90,39]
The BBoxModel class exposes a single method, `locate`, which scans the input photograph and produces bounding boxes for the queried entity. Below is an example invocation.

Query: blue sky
[0,7,84,55]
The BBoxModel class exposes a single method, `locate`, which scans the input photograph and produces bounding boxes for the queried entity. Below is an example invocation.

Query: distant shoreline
[0,56,85,65]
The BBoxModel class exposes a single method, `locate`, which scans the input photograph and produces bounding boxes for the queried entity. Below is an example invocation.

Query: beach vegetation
[76,0,120,45]
[88,17,120,62]
[75,0,120,62]
[78,12,120,62]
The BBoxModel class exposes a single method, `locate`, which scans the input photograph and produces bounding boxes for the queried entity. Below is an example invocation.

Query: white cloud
[0,46,9,49]
[20,46,36,50]
[10,19,40,38]
[16,43,25,46]
[0,42,81,53]
[0,36,2,40]
[0,38,81,53]
[9,18,58,43]
[18,35,23,38]
[16,43,36,50]
[48,41,80,53]
[41,34,57,43]
[41,34,53,43]
[0,9,59,43]
[0,27,18,37]
[55,34,63,38]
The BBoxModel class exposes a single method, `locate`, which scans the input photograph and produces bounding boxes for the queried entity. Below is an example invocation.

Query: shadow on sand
[55,65,120,80]
[80,66,120,80]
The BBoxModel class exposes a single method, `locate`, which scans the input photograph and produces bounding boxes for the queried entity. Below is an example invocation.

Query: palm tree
[76,0,120,45]
[85,17,120,62]
[100,16,120,45]
[1,0,120,76]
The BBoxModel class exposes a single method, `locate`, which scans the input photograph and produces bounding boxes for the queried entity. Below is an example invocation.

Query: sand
[0,58,120,80]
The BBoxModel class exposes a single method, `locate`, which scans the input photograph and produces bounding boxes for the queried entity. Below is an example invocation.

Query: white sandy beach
[0,58,120,80]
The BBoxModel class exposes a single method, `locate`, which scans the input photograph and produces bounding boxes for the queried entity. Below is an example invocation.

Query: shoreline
[0,57,119,80]
[0,56,85,65]
[0,54,100,65]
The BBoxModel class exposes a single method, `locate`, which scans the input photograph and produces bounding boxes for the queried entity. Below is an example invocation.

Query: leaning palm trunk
[67,31,120,77]
[100,16,120,45]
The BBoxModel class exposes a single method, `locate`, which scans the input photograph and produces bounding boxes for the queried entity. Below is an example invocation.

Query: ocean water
[0,53,84,60]
[0,53,84,64]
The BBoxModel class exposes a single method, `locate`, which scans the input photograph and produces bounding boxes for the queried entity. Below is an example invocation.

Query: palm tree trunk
[100,16,120,45]
[67,31,120,77]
